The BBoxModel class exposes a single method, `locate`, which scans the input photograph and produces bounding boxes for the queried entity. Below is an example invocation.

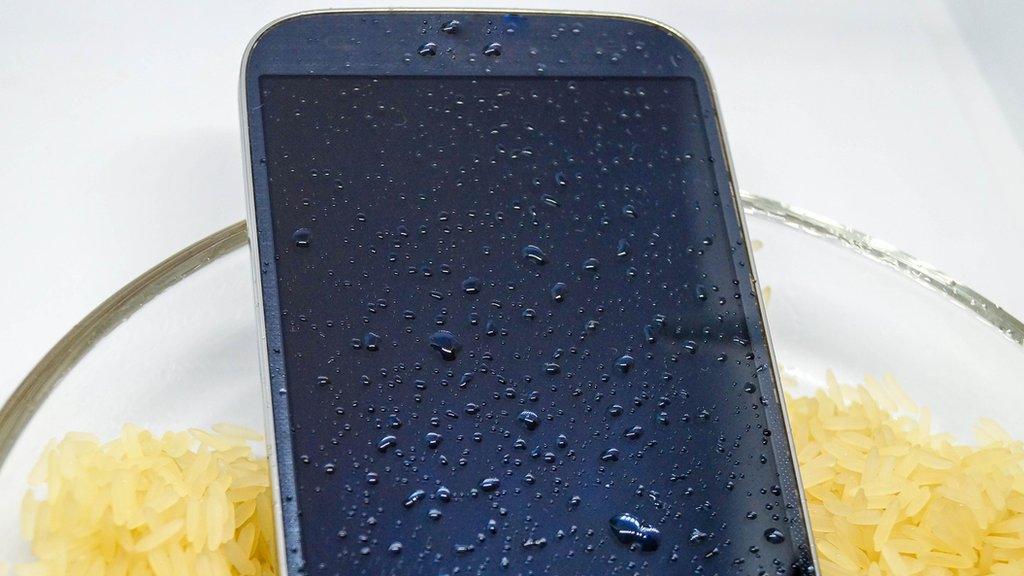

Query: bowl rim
[1,192,1020,470]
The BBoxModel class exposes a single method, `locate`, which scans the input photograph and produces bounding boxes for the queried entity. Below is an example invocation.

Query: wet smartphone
[242,10,817,575]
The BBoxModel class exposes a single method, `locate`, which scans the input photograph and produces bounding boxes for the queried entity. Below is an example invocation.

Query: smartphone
[242,10,817,575]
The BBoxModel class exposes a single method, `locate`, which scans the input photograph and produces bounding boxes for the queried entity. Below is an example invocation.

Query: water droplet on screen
[441,19,460,34]
[479,477,501,492]
[462,276,481,294]
[600,447,620,462]
[377,435,397,453]
[624,425,643,439]
[609,513,660,551]
[483,42,502,56]
[403,489,426,508]
[764,527,786,544]
[522,244,548,265]
[550,282,568,302]
[616,239,630,257]
[429,330,462,361]
[363,332,381,351]
[614,354,635,373]
[695,285,708,301]
[582,257,600,271]
[292,228,312,247]
[518,410,540,430]
[426,432,443,448]
[418,42,437,56]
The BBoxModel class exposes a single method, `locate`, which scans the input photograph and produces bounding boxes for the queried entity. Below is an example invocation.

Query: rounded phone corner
[240,10,319,82]
[601,12,710,74]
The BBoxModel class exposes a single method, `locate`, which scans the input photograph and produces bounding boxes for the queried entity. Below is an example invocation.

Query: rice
[13,425,277,576]
[787,372,1024,575]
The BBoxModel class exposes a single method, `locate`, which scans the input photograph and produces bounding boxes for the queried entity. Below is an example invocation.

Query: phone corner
[240,10,320,84]
[601,12,710,71]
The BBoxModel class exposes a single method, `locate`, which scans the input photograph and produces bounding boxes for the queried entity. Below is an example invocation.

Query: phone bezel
[240,9,818,574]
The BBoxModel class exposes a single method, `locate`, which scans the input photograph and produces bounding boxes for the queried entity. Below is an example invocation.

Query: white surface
[1,0,1022,405]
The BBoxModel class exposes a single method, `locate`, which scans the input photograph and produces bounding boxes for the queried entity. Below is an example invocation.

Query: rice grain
[14,425,277,576]
[787,372,1024,575]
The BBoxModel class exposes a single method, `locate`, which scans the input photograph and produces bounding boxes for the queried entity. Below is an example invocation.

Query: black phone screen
[258,75,809,575]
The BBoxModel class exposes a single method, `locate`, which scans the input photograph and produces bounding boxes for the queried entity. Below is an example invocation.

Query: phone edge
[239,8,820,574]
[635,14,821,571]
[238,34,293,575]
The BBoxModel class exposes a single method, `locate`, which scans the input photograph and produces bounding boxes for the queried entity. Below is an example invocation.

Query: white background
[1,0,1022,403]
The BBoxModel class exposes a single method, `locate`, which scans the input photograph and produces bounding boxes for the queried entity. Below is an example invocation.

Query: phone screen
[258,75,808,574]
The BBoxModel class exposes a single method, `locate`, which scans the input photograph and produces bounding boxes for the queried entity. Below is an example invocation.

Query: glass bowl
[2,193,1021,561]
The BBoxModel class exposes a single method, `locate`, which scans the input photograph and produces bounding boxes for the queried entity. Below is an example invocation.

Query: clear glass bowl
[2,193,1021,561]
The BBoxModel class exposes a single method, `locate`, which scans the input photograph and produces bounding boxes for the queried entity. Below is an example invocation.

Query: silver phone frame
[239,8,819,573]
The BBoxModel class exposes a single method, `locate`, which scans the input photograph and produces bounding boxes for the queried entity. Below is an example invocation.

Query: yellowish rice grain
[787,372,1024,575]
[14,424,277,576]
